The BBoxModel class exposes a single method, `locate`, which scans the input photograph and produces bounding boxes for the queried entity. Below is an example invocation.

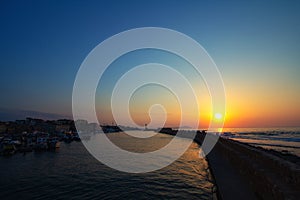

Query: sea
[220,127,300,157]
[0,132,214,200]
[1,128,299,199]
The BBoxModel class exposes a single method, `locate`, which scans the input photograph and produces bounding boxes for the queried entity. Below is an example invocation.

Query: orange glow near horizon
[221,77,300,128]
[96,64,300,128]
[96,87,300,129]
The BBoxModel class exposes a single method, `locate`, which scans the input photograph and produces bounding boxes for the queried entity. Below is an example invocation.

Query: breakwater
[160,128,300,200]
[203,137,300,200]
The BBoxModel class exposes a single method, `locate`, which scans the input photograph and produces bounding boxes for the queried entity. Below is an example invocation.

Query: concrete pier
[158,129,300,199]
[199,136,300,200]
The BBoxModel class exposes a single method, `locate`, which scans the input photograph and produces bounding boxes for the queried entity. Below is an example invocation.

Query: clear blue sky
[0,0,299,126]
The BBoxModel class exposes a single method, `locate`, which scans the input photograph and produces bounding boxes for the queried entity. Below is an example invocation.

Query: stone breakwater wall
[195,134,300,200]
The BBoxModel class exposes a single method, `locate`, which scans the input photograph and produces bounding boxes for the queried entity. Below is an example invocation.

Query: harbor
[0,118,300,200]
[0,131,215,200]
[1,119,300,199]
[0,118,81,156]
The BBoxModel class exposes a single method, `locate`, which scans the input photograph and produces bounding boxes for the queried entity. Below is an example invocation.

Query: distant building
[16,120,26,125]
[57,119,72,125]
[55,124,70,133]
[158,127,176,135]
[0,123,7,133]
[26,118,44,126]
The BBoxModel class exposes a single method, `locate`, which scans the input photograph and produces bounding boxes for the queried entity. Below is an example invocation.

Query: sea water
[221,127,300,156]
[0,132,214,200]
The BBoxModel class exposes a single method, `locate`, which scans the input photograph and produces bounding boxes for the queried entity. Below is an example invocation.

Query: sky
[0,0,299,128]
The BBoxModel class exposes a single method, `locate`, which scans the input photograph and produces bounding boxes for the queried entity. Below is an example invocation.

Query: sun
[214,113,223,120]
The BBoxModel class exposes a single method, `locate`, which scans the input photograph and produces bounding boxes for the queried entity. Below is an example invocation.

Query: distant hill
[0,108,71,121]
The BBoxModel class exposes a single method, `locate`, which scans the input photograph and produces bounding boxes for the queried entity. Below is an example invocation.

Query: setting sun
[214,113,223,120]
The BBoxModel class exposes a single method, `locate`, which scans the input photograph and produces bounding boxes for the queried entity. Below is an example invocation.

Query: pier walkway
[202,136,300,200]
